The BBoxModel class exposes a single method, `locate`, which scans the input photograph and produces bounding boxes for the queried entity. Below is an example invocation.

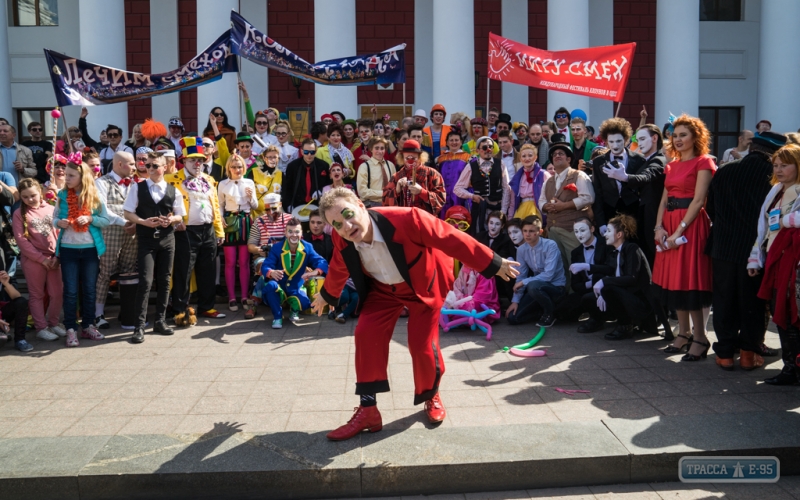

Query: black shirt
[21,140,53,183]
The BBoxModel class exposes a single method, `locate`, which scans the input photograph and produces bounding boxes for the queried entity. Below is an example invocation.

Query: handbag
[224,213,241,234]
[0,209,19,256]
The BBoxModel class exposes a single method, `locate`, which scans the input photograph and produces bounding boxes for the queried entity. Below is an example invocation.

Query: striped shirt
[248,212,293,248]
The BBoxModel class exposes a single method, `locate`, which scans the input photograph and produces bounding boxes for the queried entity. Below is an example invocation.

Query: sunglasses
[255,121,268,126]
[555,113,568,119]
[145,163,160,169]
[480,145,493,151]
[30,127,42,132]
[213,112,224,117]
[202,143,214,148]
[302,149,316,155]
[107,133,120,138]
[445,219,470,231]
[275,132,288,137]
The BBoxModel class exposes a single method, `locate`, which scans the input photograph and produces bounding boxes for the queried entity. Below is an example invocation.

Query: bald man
[94,151,138,329]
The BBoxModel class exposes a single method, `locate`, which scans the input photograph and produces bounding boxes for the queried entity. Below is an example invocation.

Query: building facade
[2,0,798,158]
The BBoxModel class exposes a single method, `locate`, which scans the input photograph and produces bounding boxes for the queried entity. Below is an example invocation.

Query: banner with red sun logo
[488,32,636,103]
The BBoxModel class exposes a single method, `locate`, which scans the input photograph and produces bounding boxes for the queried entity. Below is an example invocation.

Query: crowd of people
[1,99,800,396]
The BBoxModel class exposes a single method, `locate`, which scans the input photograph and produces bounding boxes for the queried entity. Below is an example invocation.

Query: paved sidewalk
[1,307,799,439]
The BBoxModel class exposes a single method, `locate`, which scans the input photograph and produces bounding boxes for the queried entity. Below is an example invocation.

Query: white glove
[599,225,608,237]
[569,263,590,274]
[444,290,457,308]
[585,280,592,290]
[311,190,323,201]
[603,162,628,182]
[593,279,604,297]
[596,295,607,312]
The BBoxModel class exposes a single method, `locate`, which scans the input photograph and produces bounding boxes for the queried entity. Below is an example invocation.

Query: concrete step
[1,411,798,500]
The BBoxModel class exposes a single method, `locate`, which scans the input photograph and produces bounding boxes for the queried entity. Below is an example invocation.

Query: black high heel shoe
[664,333,693,354]
[682,339,710,362]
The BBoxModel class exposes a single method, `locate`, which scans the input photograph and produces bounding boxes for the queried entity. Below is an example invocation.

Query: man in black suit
[706,132,785,372]
[200,137,224,183]
[587,214,657,341]
[475,211,516,303]
[603,124,667,267]
[590,118,645,237]
[282,138,331,213]
[560,217,612,330]
[304,210,333,262]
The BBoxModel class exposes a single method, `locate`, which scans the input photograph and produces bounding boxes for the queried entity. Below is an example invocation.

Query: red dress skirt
[652,155,716,310]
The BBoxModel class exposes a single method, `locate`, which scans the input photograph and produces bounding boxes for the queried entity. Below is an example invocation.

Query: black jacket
[706,151,773,263]
[475,231,516,261]
[596,241,652,295]
[281,157,331,211]
[304,231,334,263]
[591,149,646,228]
[569,236,612,294]
[626,152,666,264]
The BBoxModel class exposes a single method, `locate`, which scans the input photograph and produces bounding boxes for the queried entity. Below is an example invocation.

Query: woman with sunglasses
[218,154,258,312]
[203,107,236,149]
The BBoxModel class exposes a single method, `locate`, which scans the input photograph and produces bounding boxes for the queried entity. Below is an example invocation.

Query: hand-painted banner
[44,31,237,107]
[487,32,636,102]
[230,11,405,86]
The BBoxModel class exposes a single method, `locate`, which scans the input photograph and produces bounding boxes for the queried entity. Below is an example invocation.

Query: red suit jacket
[320,207,502,310]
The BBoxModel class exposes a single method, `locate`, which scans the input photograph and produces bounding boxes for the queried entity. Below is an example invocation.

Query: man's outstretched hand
[311,293,328,317]
[496,259,520,281]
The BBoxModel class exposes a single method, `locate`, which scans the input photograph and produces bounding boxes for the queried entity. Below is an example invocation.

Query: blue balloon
[571,108,587,122]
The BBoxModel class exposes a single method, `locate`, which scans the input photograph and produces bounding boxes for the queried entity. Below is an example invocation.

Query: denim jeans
[508,281,565,325]
[340,286,359,318]
[59,246,99,330]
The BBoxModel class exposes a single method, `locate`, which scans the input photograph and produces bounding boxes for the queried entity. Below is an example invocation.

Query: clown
[260,217,328,329]
[507,218,524,247]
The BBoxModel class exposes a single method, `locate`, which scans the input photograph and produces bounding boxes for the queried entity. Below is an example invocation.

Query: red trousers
[354,280,445,405]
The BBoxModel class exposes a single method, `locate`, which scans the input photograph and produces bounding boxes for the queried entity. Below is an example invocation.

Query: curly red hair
[665,114,710,160]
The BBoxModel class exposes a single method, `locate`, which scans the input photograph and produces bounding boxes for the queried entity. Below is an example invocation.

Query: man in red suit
[311,187,519,441]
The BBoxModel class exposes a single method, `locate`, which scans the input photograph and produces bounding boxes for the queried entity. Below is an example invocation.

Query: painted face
[237,142,252,158]
[487,217,502,238]
[359,127,372,142]
[573,221,594,245]
[285,224,303,245]
[414,116,428,126]
[265,153,279,169]
[329,131,342,146]
[604,225,617,246]
[635,130,654,155]
[508,225,523,245]
[607,133,626,155]
[322,118,333,127]
[183,157,201,177]
[520,149,536,166]
[516,127,527,140]
[472,124,484,137]
[330,165,344,181]
[326,200,370,243]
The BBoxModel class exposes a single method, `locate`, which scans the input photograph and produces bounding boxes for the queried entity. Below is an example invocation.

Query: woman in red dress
[653,115,716,361]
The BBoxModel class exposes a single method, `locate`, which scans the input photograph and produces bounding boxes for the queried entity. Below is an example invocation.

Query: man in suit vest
[123,152,186,344]
[453,136,511,234]
[604,124,667,266]
[540,136,595,285]
[590,118,645,238]
[94,151,138,329]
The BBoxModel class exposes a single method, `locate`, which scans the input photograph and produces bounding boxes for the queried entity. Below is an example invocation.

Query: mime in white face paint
[604,224,619,247]
[573,221,594,246]
[635,129,654,157]
[487,217,503,238]
[607,133,626,156]
[508,225,523,246]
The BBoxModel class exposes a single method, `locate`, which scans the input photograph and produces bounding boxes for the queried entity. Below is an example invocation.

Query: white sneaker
[37,329,58,341]
[50,324,67,337]
[95,315,110,329]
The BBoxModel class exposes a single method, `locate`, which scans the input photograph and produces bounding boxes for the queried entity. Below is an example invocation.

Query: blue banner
[44,31,238,107]
[230,11,405,86]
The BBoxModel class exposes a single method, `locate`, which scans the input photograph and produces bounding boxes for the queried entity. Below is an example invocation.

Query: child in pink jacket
[12,178,65,341]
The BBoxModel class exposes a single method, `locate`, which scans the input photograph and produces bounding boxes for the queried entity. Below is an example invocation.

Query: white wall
[8,0,82,127]
[698,0,761,133]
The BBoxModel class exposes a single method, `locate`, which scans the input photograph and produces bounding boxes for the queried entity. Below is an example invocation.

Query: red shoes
[327,406,383,441]
[424,393,446,423]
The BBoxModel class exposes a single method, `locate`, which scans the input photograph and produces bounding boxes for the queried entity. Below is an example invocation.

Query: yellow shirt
[250,166,282,217]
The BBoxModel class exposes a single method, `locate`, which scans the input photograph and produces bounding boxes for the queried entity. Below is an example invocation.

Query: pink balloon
[509,348,547,358]
[50,109,62,118]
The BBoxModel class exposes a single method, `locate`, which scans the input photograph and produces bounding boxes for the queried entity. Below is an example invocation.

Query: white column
[655,0,699,123]
[501,0,528,124]
[149,0,180,126]
[588,0,613,126]
[314,0,358,120]
[197,0,240,131]
[547,0,590,124]
[414,0,433,115]
[757,0,800,134]
[240,0,269,115]
[78,0,128,138]
[432,0,475,119]
[0,2,12,122]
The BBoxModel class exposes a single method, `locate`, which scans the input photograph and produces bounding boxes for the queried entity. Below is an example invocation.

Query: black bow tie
[612,249,620,255]
[503,153,513,158]
[613,155,624,160]
[585,245,594,249]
